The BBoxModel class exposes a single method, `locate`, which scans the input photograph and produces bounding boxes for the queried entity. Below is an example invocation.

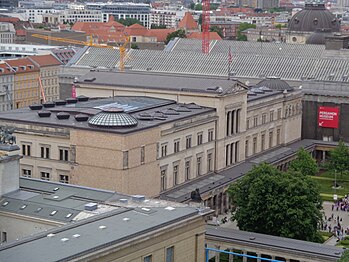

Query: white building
[150,9,177,28]
[25,8,59,23]
[58,9,103,24]
[0,22,15,44]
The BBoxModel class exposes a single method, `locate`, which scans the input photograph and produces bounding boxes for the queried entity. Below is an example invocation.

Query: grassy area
[311,172,349,201]
[319,231,334,242]
[336,236,349,248]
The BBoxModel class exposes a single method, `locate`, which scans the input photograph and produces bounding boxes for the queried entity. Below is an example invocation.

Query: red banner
[318,106,339,128]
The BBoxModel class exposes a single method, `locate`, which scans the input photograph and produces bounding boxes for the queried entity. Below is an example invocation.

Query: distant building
[0,63,14,111]
[0,0,18,9]
[210,21,240,39]
[150,9,177,28]
[0,22,15,44]
[178,12,199,32]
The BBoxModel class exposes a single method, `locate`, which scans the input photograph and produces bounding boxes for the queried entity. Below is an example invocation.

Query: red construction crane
[202,0,210,54]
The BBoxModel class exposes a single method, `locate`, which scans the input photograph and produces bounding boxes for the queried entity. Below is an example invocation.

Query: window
[174,140,180,153]
[173,164,179,186]
[269,131,273,148]
[166,246,174,262]
[144,255,152,262]
[246,118,250,129]
[59,174,69,184]
[59,148,69,161]
[185,160,191,181]
[277,108,282,119]
[123,151,128,169]
[253,137,257,155]
[270,111,274,122]
[277,129,281,145]
[262,114,266,124]
[186,136,192,149]
[1,232,7,243]
[40,146,50,159]
[160,168,167,191]
[197,132,203,145]
[141,146,145,164]
[261,134,265,151]
[197,156,202,176]
[40,172,50,181]
[208,129,214,142]
[253,116,258,127]
[22,169,31,178]
[245,140,249,157]
[22,144,31,156]
[207,152,213,172]
[161,143,167,157]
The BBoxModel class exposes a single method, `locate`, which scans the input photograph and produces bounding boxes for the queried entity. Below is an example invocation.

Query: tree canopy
[325,140,349,176]
[117,18,142,26]
[165,29,186,44]
[228,162,323,243]
[289,148,319,176]
[339,250,349,262]
[237,23,256,41]
[210,26,223,38]
[151,24,167,29]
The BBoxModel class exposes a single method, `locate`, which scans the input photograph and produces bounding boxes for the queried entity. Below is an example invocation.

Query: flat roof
[0,96,215,134]
[206,226,344,261]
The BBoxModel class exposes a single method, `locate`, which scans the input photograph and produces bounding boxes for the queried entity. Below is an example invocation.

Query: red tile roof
[187,31,222,41]
[178,12,198,31]
[16,29,26,36]
[148,29,176,42]
[0,17,20,23]
[124,23,148,36]
[5,58,39,73]
[28,54,62,67]
[0,63,14,75]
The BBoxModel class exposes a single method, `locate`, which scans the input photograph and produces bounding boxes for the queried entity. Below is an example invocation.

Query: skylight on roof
[65,213,73,219]
[2,201,9,206]
[165,206,175,211]
[20,204,27,210]
[50,210,57,216]
[47,233,55,238]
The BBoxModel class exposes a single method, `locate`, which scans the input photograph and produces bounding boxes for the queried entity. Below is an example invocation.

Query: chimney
[0,144,21,196]
[325,34,349,50]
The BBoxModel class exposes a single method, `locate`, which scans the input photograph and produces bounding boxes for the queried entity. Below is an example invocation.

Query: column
[322,150,326,162]
[235,141,239,163]
[226,144,230,166]
[226,111,231,136]
[220,192,225,215]
[228,249,234,262]
[256,253,262,262]
[225,194,230,212]
[230,142,234,164]
[215,194,219,216]
[231,110,235,135]
[242,251,247,262]
[235,109,240,133]
[215,245,220,262]
[210,196,214,210]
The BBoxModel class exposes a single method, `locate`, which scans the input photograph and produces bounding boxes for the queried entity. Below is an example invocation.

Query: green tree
[117,18,142,26]
[289,148,319,176]
[210,26,223,38]
[131,43,139,49]
[237,22,256,41]
[339,250,349,262]
[228,163,323,243]
[325,140,349,177]
[275,24,283,29]
[151,24,167,29]
[165,29,186,44]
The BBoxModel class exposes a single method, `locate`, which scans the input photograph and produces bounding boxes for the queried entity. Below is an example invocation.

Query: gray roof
[255,77,293,91]
[0,96,215,134]
[206,226,344,261]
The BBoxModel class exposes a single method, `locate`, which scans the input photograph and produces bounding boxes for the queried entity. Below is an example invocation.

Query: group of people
[332,196,349,212]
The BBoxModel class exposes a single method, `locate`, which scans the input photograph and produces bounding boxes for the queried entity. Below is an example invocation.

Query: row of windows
[123,146,145,169]
[160,151,213,192]
[143,245,173,262]
[15,89,39,99]
[160,130,214,158]
[22,144,69,161]
[22,169,69,184]
[245,129,281,157]
[247,108,282,129]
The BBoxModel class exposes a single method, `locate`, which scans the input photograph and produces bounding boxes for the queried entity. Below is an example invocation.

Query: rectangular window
[186,136,192,149]
[40,172,50,181]
[1,232,7,243]
[59,174,69,184]
[197,156,202,176]
[174,140,180,153]
[262,114,266,124]
[253,137,257,155]
[22,169,31,178]
[208,129,214,142]
[22,144,31,156]
[141,146,145,164]
[59,148,69,161]
[40,146,50,159]
[246,118,250,129]
[269,131,273,148]
[161,169,166,191]
[161,143,167,157]
[144,255,152,262]
[207,152,213,172]
[123,151,128,169]
[173,164,178,186]
[166,246,174,262]
[261,134,265,151]
[270,111,274,122]
[277,129,281,145]
[185,160,190,181]
[197,132,203,145]
[277,108,282,119]
[253,116,258,127]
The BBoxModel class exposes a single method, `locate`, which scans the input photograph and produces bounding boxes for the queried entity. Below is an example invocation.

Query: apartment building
[5,58,40,109]
[28,54,62,102]
[150,9,177,28]
[0,63,14,111]
[0,23,15,44]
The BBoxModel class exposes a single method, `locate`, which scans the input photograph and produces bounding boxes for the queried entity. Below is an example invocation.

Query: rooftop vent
[72,234,80,238]
[50,210,57,216]
[66,98,78,104]
[206,86,220,91]
[84,77,96,82]
[38,111,51,118]
[35,207,43,213]
[75,114,89,122]
[186,103,202,109]
[153,111,167,120]
[77,95,89,102]
[165,206,175,211]
[65,213,73,219]
[132,195,145,202]
[2,201,9,206]
[119,198,128,203]
[137,112,153,121]
[123,217,130,221]
[56,112,70,120]
[163,108,180,115]
[29,104,43,110]
[20,204,27,210]
[250,88,264,94]
[55,100,67,106]
[61,238,69,242]
[99,225,107,229]
[84,202,98,211]
[174,105,191,112]
[43,102,55,108]
[47,233,55,238]
[258,86,272,92]
[53,187,59,191]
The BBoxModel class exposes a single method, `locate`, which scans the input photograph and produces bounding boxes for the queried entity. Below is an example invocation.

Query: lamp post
[334,169,337,201]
